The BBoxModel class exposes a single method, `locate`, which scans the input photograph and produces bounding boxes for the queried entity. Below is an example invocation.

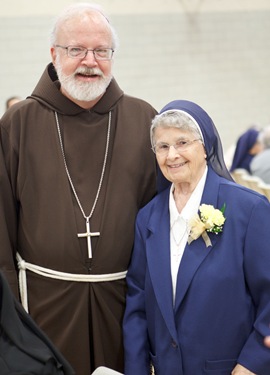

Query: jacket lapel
[146,189,178,341]
[174,168,223,312]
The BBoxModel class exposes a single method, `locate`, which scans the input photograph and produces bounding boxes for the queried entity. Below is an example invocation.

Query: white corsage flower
[188,204,226,247]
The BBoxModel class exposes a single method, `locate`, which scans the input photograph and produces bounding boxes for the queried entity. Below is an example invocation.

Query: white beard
[55,57,112,102]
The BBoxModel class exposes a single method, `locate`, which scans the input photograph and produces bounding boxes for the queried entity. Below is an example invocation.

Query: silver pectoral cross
[77,218,100,258]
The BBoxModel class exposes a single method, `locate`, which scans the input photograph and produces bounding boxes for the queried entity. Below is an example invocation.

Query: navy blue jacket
[124,168,270,375]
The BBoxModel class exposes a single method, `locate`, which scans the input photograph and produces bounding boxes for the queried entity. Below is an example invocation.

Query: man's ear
[50,47,57,65]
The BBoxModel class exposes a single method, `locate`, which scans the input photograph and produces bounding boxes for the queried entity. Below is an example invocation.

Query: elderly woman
[123,100,270,375]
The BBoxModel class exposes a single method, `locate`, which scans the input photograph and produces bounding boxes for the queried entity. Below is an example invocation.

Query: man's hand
[232,364,256,374]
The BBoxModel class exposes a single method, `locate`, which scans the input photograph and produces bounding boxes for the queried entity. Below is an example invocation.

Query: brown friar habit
[0,63,158,375]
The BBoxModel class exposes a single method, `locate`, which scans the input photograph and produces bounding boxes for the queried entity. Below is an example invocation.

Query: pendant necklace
[171,217,188,262]
[54,111,111,258]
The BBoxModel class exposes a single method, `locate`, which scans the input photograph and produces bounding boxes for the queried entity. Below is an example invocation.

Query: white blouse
[169,167,207,303]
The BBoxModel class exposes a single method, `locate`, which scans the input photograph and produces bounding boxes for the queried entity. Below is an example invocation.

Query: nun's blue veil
[159,100,233,181]
[230,128,259,173]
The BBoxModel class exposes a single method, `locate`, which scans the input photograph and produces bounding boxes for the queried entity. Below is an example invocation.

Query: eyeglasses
[55,45,114,60]
[152,139,201,155]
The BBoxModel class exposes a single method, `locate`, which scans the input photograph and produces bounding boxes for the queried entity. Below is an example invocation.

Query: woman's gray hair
[150,110,204,148]
[50,2,119,50]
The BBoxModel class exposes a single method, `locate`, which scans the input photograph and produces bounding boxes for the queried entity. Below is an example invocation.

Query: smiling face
[154,126,207,189]
[50,11,114,108]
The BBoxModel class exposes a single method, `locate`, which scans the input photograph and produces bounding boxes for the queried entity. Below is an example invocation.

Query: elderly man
[0,3,159,374]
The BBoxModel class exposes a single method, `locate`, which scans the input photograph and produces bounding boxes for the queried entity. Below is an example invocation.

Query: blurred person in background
[5,95,22,110]
[250,125,270,184]
[0,3,161,374]
[0,271,75,374]
[230,127,262,173]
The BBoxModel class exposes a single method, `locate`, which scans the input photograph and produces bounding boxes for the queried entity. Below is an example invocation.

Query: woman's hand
[264,335,270,348]
[232,364,256,374]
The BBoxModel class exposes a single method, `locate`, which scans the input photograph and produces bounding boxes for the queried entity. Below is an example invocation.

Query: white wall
[1,0,270,151]
[1,0,270,16]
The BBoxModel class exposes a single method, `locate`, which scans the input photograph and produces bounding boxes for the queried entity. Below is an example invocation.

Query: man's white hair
[50,2,119,49]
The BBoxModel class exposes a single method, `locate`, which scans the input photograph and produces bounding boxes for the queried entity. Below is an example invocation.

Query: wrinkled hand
[264,335,270,348]
[232,364,256,374]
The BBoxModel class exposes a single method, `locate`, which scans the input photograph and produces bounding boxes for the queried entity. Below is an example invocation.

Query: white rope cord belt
[16,253,127,313]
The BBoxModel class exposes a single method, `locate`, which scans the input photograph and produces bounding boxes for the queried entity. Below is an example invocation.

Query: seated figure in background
[230,127,262,173]
[250,125,270,184]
